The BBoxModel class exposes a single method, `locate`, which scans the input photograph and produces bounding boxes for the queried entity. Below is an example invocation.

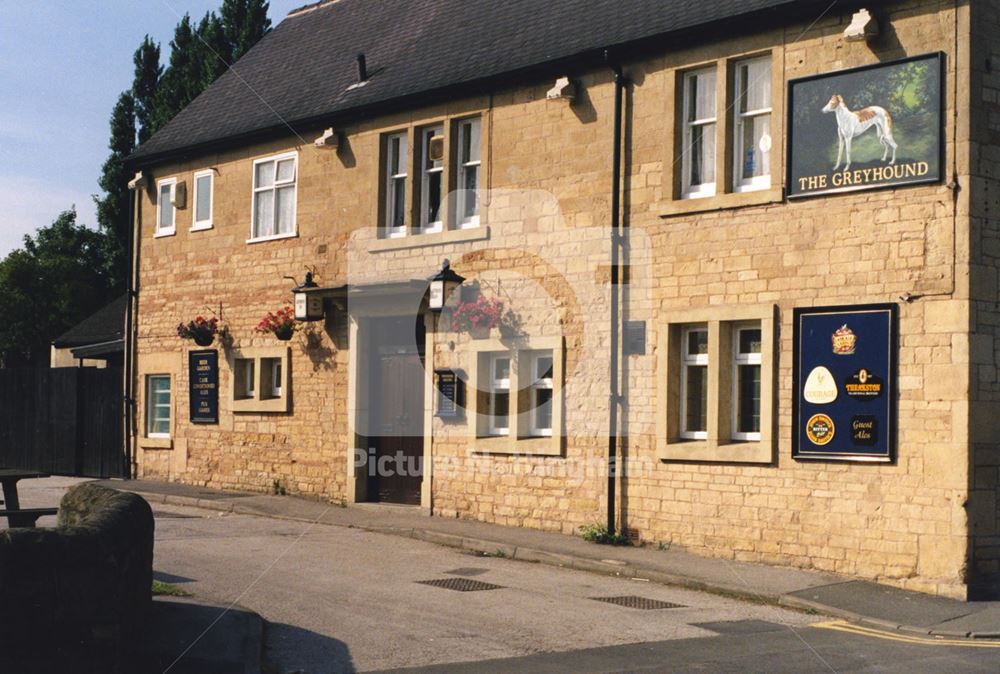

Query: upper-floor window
[420,125,444,233]
[384,132,408,236]
[378,116,482,240]
[192,169,214,230]
[456,117,481,227]
[681,68,717,199]
[251,152,297,241]
[733,57,772,192]
[156,178,177,237]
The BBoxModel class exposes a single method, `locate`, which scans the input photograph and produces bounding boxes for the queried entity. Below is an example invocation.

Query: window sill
[246,231,298,245]
[471,434,562,456]
[191,223,213,232]
[657,438,772,464]
[139,437,172,449]
[153,230,176,239]
[659,187,783,218]
[370,225,489,253]
[232,397,288,413]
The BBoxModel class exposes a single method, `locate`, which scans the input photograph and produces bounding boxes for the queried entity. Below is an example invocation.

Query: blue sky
[0,0,301,258]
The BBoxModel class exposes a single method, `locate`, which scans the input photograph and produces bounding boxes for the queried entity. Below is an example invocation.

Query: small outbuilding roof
[130,0,834,165]
[52,295,127,349]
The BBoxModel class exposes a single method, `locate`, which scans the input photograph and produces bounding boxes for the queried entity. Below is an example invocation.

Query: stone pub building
[126,0,1000,599]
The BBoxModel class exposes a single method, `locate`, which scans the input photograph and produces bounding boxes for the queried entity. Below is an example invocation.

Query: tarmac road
[148,502,1000,674]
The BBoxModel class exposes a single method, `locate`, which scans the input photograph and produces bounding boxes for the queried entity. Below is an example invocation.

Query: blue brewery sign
[792,305,896,462]
[189,349,219,424]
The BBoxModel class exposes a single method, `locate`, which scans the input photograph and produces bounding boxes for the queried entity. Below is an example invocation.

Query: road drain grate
[417,578,505,592]
[591,595,685,610]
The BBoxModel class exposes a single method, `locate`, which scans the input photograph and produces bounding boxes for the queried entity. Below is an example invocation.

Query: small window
[156,178,176,236]
[456,117,481,228]
[192,170,214,230]
[384,132,408,237]
[529,351,554,437]
[732,324,762,441]
[251,153,297,240]
[681,68,717,199]
[419,125,444,233]
[263,358,282,398]
[234,358,255,399]
[146,375,171,437]
[231,348,290,413]
[680,327,709,439]
[733,57,772,192]
[489,354,510,436]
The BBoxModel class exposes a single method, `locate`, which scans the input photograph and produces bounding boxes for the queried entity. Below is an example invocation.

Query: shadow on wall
[265,621,356,674]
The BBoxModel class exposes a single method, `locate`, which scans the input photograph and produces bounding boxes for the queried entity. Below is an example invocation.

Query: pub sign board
[787,52,943,199]
[434,369,464,419]
[792,304,897,462]
[189,349,219,424]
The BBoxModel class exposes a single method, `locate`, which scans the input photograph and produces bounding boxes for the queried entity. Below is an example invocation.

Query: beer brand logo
[806,413,835,446]
[844,368,883,400]
[832,324,856,355]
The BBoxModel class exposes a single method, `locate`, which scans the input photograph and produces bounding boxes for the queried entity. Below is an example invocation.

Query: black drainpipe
[605,51,626,536]
[124,179,142,478]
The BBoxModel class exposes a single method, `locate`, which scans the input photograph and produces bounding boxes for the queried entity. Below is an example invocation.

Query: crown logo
[832,324,856,355]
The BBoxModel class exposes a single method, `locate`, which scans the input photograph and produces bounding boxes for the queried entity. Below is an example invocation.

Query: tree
[94,91,136,290]
[132,36,162,143]
[0,210,114,367]
[151,14,202,132]
[220,0,271,62]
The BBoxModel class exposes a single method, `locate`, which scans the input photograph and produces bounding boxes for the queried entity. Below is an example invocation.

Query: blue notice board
[792,304,897,462]
[189,349,219,424]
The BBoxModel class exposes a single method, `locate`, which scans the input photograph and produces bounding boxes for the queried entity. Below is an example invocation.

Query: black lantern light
[292,271,324,321]
[428,259,465,313]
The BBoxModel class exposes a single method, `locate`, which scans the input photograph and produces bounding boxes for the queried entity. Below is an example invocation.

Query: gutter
[605,51,627,537]
[125,181,142,479]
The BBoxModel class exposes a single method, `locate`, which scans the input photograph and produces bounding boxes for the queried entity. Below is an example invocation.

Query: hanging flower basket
[256,306,298,341]
[177,316,219,347]
[451,295,504,338]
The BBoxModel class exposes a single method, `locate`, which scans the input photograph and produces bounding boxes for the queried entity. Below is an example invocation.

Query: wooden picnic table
[0,469,57,528]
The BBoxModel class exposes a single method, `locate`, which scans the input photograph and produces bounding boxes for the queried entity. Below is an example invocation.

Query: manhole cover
[591,595,685,610]
[445,567,490,577]
[416,578,505,592]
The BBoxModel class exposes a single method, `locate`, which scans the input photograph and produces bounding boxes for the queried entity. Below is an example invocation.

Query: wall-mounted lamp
[844,8,879,43]
[314,127,340,149]
[291,271,325,321]
[428,259,465,313]
[546,76,576,102]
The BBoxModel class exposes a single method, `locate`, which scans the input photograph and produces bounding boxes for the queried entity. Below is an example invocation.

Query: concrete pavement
[87,477,1000,641]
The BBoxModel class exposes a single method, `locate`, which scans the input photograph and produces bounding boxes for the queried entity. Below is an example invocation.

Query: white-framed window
[681,67,717,199]
[384,132,408,237]
[488,354,511,436]
[456,117,481,228]
[235,358,255,399]
[250,152,297,241]
[155,178,177,237]
[265,358,282,398]
[192,169,214,230]
[231,347,290,413]
[419,125,444,233]
[146,374,171,438]
[733,57,772,192]
[680,326,709,439]
[732,323,762,441]
[529,351,554,437]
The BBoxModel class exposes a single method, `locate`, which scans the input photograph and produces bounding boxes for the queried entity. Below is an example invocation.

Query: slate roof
[52,295,127,348]
[130,0,834,164]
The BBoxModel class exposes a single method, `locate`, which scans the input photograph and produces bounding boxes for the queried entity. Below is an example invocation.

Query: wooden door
[368,319,425,504]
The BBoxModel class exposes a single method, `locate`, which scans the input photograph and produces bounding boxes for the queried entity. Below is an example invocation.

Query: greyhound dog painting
[821,94,898,171]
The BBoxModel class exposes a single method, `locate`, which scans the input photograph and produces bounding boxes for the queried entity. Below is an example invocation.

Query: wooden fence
[0,367,126,478]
